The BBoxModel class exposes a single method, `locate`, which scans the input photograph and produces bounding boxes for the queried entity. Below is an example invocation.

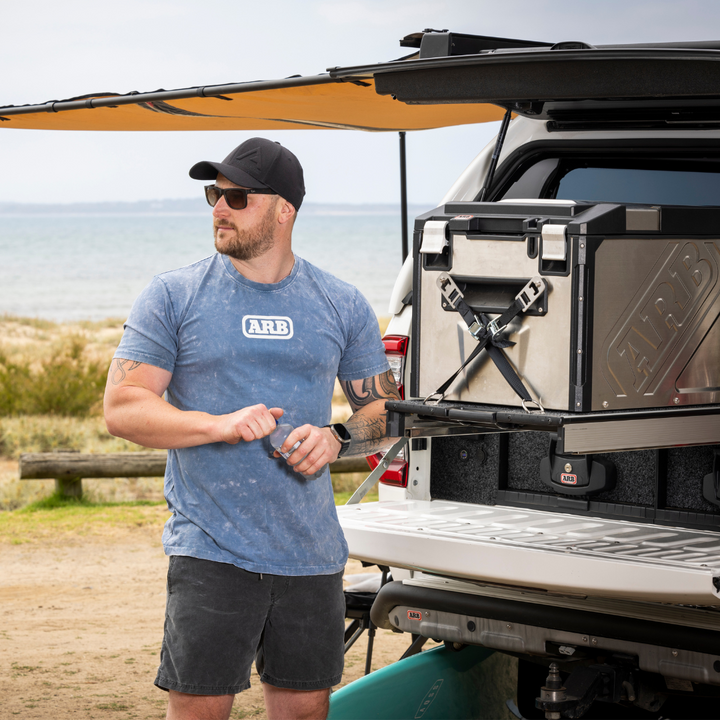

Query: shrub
[0,336,107,417]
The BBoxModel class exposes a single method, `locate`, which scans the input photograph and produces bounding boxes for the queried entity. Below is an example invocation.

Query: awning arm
[399,131,408,263]
[0,74,338,118]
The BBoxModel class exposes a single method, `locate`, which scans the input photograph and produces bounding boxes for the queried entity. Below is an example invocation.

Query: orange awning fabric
[0,75,505,132]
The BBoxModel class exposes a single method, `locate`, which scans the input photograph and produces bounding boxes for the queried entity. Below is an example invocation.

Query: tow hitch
[536,662,635,719]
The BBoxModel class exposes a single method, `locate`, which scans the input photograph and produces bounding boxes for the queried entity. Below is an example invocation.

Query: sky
[2,0,720,207]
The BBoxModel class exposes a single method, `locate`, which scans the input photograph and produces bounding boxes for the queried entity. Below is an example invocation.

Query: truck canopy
[332,35,720,126]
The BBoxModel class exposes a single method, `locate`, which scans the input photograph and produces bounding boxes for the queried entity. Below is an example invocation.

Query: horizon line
[0,198,435,208]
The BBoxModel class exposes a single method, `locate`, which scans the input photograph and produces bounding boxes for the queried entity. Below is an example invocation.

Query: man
[103,137,399,720]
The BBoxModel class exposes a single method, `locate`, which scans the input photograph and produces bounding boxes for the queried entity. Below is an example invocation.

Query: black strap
[435,331,487,397]
[430,274,546,407]
[441,279,479,331]
[485,337,532,402]
[434,304,529,400]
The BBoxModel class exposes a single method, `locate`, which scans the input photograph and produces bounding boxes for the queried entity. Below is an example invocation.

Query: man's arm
[340,369,401,456]
[275,369,400,476]
[103,358,283,449]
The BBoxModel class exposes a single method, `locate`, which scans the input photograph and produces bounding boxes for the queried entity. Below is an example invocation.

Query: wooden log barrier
[19,451,371,498]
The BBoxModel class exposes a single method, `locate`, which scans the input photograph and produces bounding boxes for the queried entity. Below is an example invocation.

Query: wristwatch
[326,423,352,458]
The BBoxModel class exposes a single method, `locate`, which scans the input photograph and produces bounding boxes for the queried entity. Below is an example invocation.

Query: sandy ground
[0,507,413,720]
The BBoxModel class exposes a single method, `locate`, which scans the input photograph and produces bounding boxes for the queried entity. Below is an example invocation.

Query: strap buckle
[516,276,546,312]
[467,319,484,340]
[482,277,545,341]
[436,273,464,311]
[432,272,548,409]
[438,273,486,339]
[485,317,505,338]
[522,398,545,414]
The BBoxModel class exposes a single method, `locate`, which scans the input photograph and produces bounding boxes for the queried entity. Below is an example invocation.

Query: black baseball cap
[189,137,306,211]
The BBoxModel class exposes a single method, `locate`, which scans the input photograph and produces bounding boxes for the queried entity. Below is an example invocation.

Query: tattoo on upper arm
[110,359,142,385]
[342,370,400,410]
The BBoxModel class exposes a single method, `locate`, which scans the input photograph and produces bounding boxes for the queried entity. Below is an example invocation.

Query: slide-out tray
[386,399,720,454]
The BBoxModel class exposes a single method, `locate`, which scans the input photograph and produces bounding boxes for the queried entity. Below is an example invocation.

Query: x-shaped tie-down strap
[429,274,547,412]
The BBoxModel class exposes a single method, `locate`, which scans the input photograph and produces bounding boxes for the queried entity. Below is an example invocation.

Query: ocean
[0,202,425,322]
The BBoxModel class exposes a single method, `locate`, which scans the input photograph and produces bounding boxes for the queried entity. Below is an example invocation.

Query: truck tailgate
[337,500,720,605]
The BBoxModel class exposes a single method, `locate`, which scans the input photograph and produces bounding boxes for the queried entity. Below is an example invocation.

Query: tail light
[367,446,407,487]
[382,335,408,399]
[367,334,408,487]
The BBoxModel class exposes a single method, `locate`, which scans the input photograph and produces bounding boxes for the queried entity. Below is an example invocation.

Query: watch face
[333,423,351,442]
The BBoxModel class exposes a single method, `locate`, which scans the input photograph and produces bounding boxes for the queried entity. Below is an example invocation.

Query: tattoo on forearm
[344,410,395,456]
[343,370,400,410]
[110,359,142,385]
[336,371,400,456]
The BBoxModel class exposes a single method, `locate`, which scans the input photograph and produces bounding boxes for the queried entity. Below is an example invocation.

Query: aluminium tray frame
[386,399,720,454]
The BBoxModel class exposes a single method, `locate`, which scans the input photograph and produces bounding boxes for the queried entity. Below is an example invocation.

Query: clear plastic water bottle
[269,423,327,481]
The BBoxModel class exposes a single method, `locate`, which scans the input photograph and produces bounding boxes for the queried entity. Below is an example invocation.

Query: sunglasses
[204,185,277,210]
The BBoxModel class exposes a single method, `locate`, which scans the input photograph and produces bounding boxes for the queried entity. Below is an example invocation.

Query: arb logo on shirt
[242,315,294,339]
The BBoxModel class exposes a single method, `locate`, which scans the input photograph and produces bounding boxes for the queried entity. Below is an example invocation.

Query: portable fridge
[412,200,720,413]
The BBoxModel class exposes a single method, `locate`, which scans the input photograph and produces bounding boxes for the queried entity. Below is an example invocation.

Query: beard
[213,201,277,261]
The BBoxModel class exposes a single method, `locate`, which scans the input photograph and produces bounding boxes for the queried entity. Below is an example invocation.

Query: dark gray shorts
[154,555,345,696]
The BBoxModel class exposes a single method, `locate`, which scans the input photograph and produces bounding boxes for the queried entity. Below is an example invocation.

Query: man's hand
[275,368,403,475]
[274,424,340,477]
[218,405,284,445]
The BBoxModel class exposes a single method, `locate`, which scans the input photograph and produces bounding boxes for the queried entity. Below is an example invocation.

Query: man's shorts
[154,555,346,696]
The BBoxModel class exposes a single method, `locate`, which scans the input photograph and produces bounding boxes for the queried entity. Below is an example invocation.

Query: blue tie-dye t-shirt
[114,253,389,575]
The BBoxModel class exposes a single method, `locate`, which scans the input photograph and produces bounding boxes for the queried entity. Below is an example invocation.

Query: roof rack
[399,29,551,58]
[398,30,720,60]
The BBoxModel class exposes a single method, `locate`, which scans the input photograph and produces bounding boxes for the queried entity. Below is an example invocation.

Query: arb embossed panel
[595,239,720,410]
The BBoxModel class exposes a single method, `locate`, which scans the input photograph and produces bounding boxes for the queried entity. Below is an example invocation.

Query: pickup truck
[333,31,720,720]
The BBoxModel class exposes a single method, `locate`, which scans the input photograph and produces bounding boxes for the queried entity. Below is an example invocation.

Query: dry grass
[0,415,141,458]
[0,314,124,367]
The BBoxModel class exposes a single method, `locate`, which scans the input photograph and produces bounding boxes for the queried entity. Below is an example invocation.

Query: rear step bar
[371,580,720,655]
[371,580,720,687]
[337,500,720,605]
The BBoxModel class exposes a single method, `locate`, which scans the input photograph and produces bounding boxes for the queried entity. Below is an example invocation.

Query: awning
[0,74,505,132]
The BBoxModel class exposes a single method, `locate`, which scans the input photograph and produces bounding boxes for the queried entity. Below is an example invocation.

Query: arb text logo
[242,315,294,339]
